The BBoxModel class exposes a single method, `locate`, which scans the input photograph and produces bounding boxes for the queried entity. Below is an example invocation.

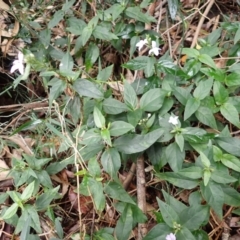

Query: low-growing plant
[1,0,240,239]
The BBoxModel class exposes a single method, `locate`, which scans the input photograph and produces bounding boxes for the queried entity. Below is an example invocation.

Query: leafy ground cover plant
[0,0,240,239]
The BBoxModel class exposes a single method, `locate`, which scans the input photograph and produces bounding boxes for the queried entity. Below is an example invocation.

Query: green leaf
[127,108,143,127]
[109,121,134,136]
[115,204,133,240]
[35,186,60,211]
[165,142,185,172]
[211,170,237,184]
[27,206,41,233]
[104,182,135,204]
[93,26,118,40]
[221,154,240,172]
[125,7,156,24]
[144,57,156,77]
[103,98,128,115]
[114,129,164,154]
[80,143,104,160]
[180,205,209,230]
[198,54,216,69]
[123,56,149,70]
[143,223,172,240]
[73,79,103,99]
[213,81,228,105]
[221,185,240,206]
[168,0,178,20]
[101,129,112,146]
[59,52,74,72]
[2,203,18,219]
[85,43,99,71]
[225,72,240,87]
[234,26,240,44]
[81,25,93,46]
[156,172,199,189]
[195,106,218,129]
[182,48,199,58]
[93,107,105,129]
[193,78,213,100]
[130,36,140,58]
[220,103,240,128]
[173,86,191,105]
[176,227,195,240]
[199,151,211,168]
[184,97,200,120]
[162,190,187,214]
[177,166,202,179]
[21,181,35,201]
[101,148,121,179]
[200,181,224,218]
[49,78,67,105]
[48,10,64,29]
[124,81,138,110]
[97,65,113,82]
[215,137,240,157]
[203,170,211,186]
[66,17,86,35]
[140,88,166,112]
[156,198,180,228]
[88,157,101,178]
[39,29,51,48]
[88,178,105,212]
[175,134,184,152]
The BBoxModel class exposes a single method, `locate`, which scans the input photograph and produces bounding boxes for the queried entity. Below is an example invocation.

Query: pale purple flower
[148,41,161,56]
[10,51,24,75]
[169,116,179,125]
[166,233,176,240]
[136,39,148,51]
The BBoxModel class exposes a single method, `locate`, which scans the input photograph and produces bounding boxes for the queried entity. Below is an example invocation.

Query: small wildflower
[166,233,176,240]
[10,51,24,75]
[147,113,151,118]
[169,116,179,125]
[136,39,148,51]
[148,41,161,56]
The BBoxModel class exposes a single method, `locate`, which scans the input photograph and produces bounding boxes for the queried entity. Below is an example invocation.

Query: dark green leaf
[177,166,202,179]
[221,185,240,206]
[97,65,113,82]
[220,154,240,172]
[93,107,105,129]
[157,198,180,228]
[176,227,195,240]
[93,26,118,40]
[123,56,149,71]
[180,205,209,230]
[48,10,64,29]
[165,142,185,172]
[193,78,213,100]
[88,178,105,212]
[215,137,240,157]
[101,148,121,178]
[85,43,99,70]
[220,103,240,128]
[213,81,228,105]
[140,88,166,112]
[125,7,156,24]
[103,98,128,114]
[143,223,172,240]
[156,172,199,189]
[195,106,218,129]
[184,97,200,120]
[124,81,138,110]
[200,181,224,218]
[114,129,164,154]
[109,121,134,136]
[73,79,103,99]
[104,182,135,204]
[115,204,133,240]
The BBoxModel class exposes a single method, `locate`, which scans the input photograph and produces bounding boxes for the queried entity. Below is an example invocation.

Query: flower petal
[166,233,176,240]
[18,64,24,75]
[10,64,19,73]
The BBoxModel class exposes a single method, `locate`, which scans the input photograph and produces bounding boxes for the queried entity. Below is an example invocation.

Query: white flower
[10,51,24,75]
[147,113,151,118]
[169,116,179,125]
[136,39,148,51]
[166,233,176,240]
[148,41,161,56]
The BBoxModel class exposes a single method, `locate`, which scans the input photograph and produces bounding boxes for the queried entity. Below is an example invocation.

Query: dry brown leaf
[0,159,11,181]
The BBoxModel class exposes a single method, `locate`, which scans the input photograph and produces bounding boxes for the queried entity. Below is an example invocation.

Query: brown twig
[137,155,147,240]
[190,0,215,48]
